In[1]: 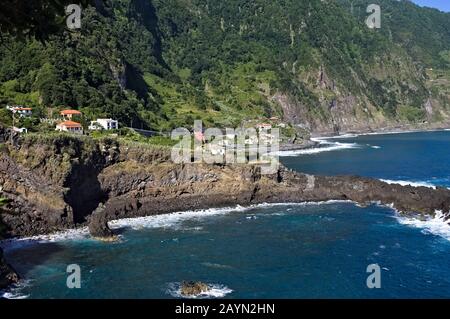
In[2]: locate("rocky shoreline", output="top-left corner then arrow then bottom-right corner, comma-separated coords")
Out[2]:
0,247 -> 19,290
1,129 -> 450,290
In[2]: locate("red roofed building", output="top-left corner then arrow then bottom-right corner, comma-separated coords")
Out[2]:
56,121 -> 83,134
60,109 -> 82,120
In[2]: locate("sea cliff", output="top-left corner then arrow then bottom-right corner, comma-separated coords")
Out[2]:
1,131 -> 450,289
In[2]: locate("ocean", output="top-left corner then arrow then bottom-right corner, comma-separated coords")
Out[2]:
2,130 -> 450,298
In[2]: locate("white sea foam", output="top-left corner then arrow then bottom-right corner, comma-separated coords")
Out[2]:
109,201 -> 351,231
1,201 -> 352,251
0,290 -> 29,299
316,129 -> 421,139
380,179 -> 438,189
0,228 -> 90,251
395,211 -> 450,241
166,282 -> 233,299
314,128 -> 450,142
278,137 -> 361,156
0,280 -> 32,299
109,205 -> 250,231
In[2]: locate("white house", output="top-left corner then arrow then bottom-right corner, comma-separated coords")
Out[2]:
56,121 -> 83,134
12,127 -> 28,134
88,118 -> 118,130
7,105 -> 32,117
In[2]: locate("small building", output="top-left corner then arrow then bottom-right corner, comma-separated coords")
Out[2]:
7,105 -> 32,117
88,118 -> 118,131
56,121 -> 83,134
60,109 -> 82,120
12,127 -> 28,134
256,123 -> 272,131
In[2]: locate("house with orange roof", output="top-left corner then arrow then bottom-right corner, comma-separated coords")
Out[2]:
56,120 -> 83,134
60,109 -> 82,120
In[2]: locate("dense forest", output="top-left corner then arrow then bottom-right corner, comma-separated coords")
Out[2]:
0,0 -> 449,133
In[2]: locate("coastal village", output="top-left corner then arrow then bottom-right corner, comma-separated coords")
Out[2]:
3,104 -> 302,151
6,104 -> 119,135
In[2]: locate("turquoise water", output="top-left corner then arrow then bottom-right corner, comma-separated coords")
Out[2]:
2,131 -> 450,298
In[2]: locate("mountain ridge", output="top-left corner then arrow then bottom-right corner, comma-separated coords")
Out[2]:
0,0 -> 449,134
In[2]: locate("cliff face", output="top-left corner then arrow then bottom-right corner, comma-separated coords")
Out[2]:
1,134 -> 450,239
0,247 -> 19,289
0,134 -> 170,236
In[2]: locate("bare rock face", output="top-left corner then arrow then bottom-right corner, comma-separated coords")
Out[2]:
0,247 -> 19,290
180,281 -> 210,297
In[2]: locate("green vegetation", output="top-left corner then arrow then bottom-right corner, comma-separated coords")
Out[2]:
397,105 -> 427,123
0,0 -> 449,132
0,1 -> 94,40
339,0 -> 450,68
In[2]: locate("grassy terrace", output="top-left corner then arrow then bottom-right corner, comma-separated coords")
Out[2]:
17,128 -> 177,149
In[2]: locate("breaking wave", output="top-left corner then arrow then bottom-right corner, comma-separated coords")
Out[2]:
395,211 -> 450,241
1,201 -> 352,250
278,137 -> 361,156
108,201 -> 351,231
0,280 -> 32,299
0,228 -> 90,251
380,179 -> 438,189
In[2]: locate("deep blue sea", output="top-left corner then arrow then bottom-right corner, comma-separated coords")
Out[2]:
2,130 -> 450,299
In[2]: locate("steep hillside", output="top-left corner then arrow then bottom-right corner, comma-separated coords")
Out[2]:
0,0 -> 449,133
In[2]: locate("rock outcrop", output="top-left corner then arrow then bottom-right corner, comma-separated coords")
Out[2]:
88,203 -> 116,240
180,281 -> 210,297
0,247 -> 19,290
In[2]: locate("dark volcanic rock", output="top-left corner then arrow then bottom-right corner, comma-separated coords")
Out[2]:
0,247 -> 19,290
180,281 -> 209,296
88,203 -> 115,240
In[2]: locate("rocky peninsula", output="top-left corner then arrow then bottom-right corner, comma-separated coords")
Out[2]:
1,129 -> 450,289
